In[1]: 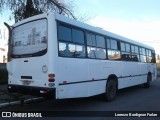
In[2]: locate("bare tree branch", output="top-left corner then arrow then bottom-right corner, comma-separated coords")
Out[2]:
0,0 -> 76,22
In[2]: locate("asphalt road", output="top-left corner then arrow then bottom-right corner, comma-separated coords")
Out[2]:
1,77 -> 160,120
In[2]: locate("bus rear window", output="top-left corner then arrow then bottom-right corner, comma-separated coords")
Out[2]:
11,19 -> 47,58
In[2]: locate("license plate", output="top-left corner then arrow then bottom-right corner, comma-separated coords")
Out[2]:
20,80 -> 33,86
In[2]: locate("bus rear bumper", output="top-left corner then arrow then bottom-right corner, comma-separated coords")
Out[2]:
8,84 -> 55,99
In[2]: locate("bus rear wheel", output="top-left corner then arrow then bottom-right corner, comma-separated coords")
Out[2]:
104,80 -> 117,102
144,74 -> 152,88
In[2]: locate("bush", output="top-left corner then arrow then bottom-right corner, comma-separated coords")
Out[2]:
0,68 -> 8,84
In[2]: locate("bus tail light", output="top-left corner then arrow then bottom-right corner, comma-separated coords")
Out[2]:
48,79 -> 55,82
48,74 -> 55,78
48,74 -> 55,82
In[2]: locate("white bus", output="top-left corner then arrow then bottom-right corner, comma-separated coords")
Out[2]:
7,12 -> 157,101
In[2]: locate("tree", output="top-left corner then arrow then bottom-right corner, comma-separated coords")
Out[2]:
0,0 -> 76,22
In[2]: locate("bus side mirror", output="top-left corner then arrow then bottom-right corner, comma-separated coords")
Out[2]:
4,22 -> 12,62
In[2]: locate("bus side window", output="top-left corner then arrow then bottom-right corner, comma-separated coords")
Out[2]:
75,45 -> 85,58
107,39 -> 121,60
146,49 -> 152,63
87,46 -> 96,58
72,28 -> 84,44
139,48 -> 147,62
96,48 -> 106,59
58,25 -> 71,42
87,33 -> 96,59
87,33 -> 96,46
58,24 -> 86,58
59,42 -> 73,57
120,42 -> 131,61
131,45 -> 139,62
95,35 -> 106,59
151,51 -> 156,63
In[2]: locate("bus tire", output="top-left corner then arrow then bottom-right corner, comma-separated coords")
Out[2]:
144,74 -> 152,88
104,80 -> 117,102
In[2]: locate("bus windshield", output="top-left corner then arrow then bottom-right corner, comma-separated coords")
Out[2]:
11,19 -> 47,58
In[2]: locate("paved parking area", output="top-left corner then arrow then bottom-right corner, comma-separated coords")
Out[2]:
0,84 -> 36,105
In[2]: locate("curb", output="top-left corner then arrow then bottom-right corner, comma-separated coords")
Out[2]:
0,97 -> 44,108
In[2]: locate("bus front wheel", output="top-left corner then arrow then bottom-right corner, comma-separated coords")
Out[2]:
104,80 -> 117,102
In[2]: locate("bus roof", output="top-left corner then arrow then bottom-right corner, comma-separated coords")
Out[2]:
12,13 -> 48,27
54,13 -> 154,50
12,12 -> 154,50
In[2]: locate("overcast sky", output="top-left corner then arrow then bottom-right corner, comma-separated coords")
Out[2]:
75,0 -> 160,54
